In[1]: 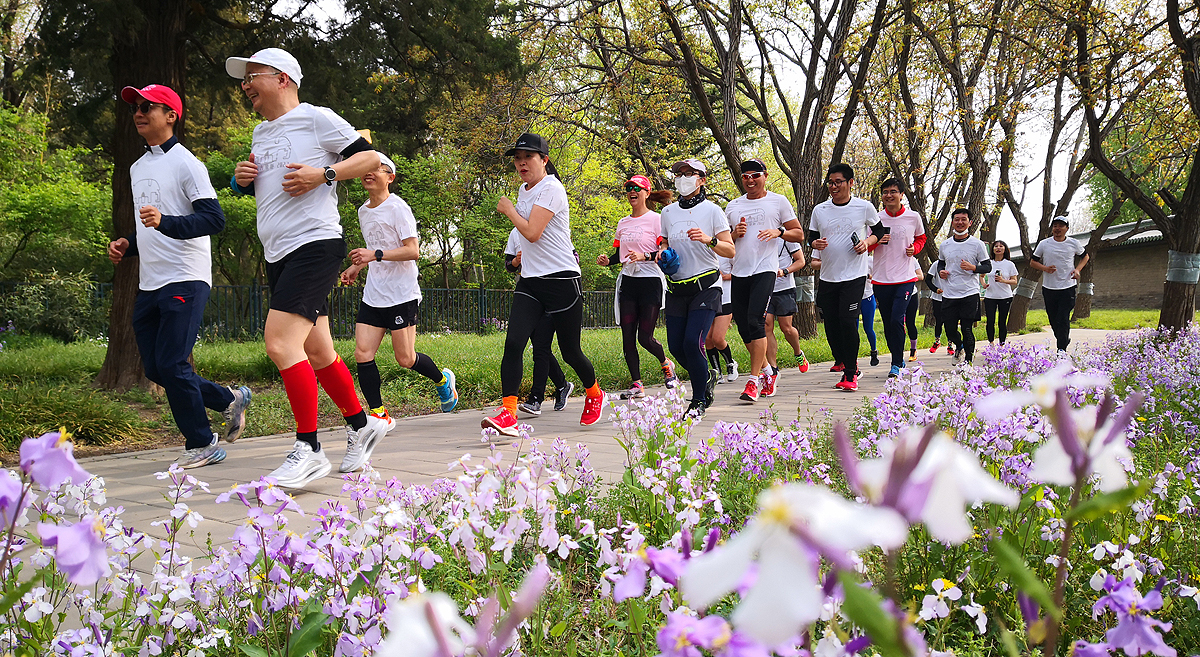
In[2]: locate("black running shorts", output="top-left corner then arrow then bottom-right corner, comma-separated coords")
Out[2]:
766,289 -> 798,317
265,238 -> 345,323
357,299 -> 419,331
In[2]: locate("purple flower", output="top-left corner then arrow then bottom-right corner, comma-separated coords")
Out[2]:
38,516 -> 111,586
613,557 -> 647,602
1073,641 -> 1113,657
1093,576 -> 1176,657
646,547 -> 685,586
656,612 -> 732,657
20,431 -> 91,489
0,469 -> 28,527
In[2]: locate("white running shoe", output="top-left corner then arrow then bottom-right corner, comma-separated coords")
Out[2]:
340,415 -> 389,473
268,441 -> 331,489
726,360 -> 739,383
175,433 -> 226,469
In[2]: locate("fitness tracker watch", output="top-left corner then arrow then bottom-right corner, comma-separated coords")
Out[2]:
323,166 -> 337,185
375,249 -> 384,262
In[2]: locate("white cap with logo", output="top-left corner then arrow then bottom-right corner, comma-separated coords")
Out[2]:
377,152 -> 397,174
226,48 -> 303,87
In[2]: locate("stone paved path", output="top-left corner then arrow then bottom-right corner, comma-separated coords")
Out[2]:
80,328 -> 1121,559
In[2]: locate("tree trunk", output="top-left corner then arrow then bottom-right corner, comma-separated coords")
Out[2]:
95,0 -> 190,391
920,296 -> 935,328
795,302 -> 818,338
1072,258 -> 1093,320
1007,265 -> 1043,333
1160,280 -> 1197,330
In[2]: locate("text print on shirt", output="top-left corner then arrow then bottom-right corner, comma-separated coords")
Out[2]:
255,137 -> 293,174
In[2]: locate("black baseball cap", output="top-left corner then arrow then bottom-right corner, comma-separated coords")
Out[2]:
740,158 -> 767,173
504,133 -> 549,157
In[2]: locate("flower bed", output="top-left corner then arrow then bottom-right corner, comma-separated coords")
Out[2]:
1,328 -> 1198,656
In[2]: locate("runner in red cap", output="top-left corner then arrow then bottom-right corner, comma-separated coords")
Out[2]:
597,175 -> 678,399
108,84 -> 251,469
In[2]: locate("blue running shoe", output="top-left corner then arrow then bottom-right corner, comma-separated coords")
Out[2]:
888,364 -> 901,379
437,368 -> 459,412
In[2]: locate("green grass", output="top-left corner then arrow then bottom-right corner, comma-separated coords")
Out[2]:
0,307 -> 1166,450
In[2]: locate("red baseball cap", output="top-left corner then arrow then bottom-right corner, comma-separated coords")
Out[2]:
626,175 -> 652,191
120,84 -> 183,117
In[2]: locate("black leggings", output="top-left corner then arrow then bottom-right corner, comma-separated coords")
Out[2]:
619,276 -> 667,382
816,277 -> 866,372
931,299 -> 945,340
984,297 -> 1013,344
665,308 -> 717,404
529,313 -> 567,403
906,293 -> 919,340
502,276 -> 596,398
1042,286 -> 1076,351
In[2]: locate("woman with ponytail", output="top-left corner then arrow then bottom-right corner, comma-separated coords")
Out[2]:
598,175 -> 679,399
627,159 -> 734,417
483,133 -> 604,437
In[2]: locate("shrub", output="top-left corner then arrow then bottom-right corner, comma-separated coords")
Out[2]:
0,270 -> 107,342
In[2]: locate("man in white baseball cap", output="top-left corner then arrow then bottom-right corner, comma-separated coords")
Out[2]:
225,48 -> 304,87
227,47 -> 384,490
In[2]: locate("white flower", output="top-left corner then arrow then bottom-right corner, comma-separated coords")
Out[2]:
857,429 -> 1019,544
680,484 -> 907,646
1090,541 -> 1119,560
974,363 -> 1109,420
961,594 -> 987,633
375,592 -> 475,657
918,579 -> 961,621
1029,404 -> 1133,492
1178,584 -> 1200,610
1090,568 -> 1110,591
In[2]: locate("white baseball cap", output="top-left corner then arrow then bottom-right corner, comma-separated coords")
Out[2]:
226,48 -> 303,87
377,152 -> 397,174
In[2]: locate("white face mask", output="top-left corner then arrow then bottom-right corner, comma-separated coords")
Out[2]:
953,227 -> 970,237
675,175 -> 700,197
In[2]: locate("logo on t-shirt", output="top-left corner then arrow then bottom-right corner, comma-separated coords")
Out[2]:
132,179 -> 161,208
257,137 -> 293,173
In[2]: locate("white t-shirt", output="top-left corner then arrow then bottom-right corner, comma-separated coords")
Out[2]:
872,206 -> 925,284
938,236 -> 991,300
659,200 -> 729,284
615,211 -> 663,278
773,241 -> 801,292
130,141 -> 218,290
927,261 -> 942,301
512,175 -> 579,278
1032,237 -> 1086,290
726,191 -> 797,277
718,255 -> 733,304
359,195 -> 421,308
810,197 -> 880,283
984,259 -> 1019,300
251,103 -> 363,263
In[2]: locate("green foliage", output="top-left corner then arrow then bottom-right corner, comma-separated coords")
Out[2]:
0,270 -> 108,341
0,379 -> 144,449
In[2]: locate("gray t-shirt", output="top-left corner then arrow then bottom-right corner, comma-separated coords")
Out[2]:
659,199 -> 730,284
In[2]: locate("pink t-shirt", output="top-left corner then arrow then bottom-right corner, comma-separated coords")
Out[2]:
872,206 -> 925,284
615,210 -> 662,278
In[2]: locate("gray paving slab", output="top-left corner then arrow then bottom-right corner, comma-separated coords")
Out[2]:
81,327 -> 1124,559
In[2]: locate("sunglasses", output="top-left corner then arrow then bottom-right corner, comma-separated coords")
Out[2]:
128,101 -> 166,115
624,183 -> 647,193
741,171 -> 765,180
242,71 -> 281,86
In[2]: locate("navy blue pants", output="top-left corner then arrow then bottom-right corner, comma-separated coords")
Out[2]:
133,281 -> 233,449
874,282 -> 915,367
665,309 -> 716,405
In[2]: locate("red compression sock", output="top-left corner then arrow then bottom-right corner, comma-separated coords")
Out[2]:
314,356 -> 364,418
279,360 -> 319,434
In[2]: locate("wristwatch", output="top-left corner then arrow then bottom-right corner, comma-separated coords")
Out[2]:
709,236 -> 718,248
323,166 -> 337,186
375,249 -> 384,262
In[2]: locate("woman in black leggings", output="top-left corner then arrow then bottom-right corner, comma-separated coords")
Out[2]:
598,175 -> 679,399
483,133 -> 604,437
627,159 -> 734,417
983,240 -> 1019,345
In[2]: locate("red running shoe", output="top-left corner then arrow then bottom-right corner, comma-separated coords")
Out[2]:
835,373 -> 859,391
946,346 -> 955,356
740,378 -> 759,402
482,408 -> 520,437
798,353 -> 810,373
580,392 -> 605,426
762,373 -> 777,397
930,340 -> 940,353
829,363 -> 845,373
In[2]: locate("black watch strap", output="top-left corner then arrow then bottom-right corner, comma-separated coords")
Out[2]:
375,249 -> 384,262
323,166 -> 336,186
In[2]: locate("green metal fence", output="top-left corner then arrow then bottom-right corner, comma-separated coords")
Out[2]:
1,282 -> 618,339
